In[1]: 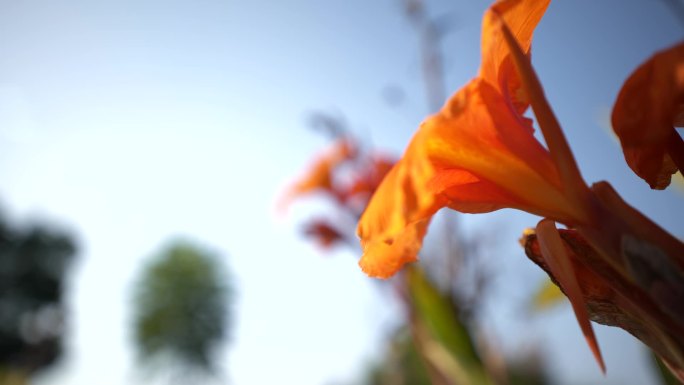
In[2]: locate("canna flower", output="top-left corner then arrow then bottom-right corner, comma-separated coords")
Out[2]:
281,135 -> 395,256
280,137 -> 356,209
358,0 -> 684,374
358,0 -> 594,279
611,42 -> 684,190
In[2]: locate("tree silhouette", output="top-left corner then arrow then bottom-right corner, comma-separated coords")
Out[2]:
0,212 -> 77,383
131,241 -> 233,382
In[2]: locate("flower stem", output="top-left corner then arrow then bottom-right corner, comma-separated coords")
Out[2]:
496,13 -> 593,222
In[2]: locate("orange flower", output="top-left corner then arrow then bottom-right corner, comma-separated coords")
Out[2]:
358,0 -> 595,279
612,42 -> 684,190
280,138 -> 355,209
356,0 -> 684,375
356,2 -> 611,367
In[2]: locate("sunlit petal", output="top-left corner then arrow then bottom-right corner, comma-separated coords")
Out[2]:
480,0 -> 551,113
357,0 -> 573,278
280,138 -> 355,210
497,13 -> 592,215
612,42 -> 684,189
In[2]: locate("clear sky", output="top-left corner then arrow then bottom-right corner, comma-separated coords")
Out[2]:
0,0 -> 682,384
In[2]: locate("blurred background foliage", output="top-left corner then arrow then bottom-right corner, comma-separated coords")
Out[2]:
131,242 -> 233,383
360,326 -> 433,385
0,210 -> 77,384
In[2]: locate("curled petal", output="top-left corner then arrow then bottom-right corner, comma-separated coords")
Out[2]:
430,169 -> 522,214
358,134 -> 442,278
359,219 -> 430,279
480,0 -> 551,112
611,42 -> 684,189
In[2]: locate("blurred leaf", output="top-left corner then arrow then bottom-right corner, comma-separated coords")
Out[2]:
0,368 -> 29,385
505,349 -> 550,385
361,328 -> 433,385
653,353 -> 681,385
359,266 -> 551,385
673,171 -> 684,194
531,279 -> 566,311
406,266 -> 492,385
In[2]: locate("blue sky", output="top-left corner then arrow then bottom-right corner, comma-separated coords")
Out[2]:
0,0 -> 682,384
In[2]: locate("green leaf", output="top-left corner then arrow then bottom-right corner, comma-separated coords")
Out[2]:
653,354 -> 681,385
406,266 -> 492,385
531,279 -> 566,311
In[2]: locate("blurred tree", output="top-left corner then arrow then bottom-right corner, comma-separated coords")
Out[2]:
131,242 -> 233,383
0,212 -> 77,384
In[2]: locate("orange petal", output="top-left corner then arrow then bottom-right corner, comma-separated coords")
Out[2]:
431,80 -> 579,222
357,0 -> 560,278
358,219 -> 429,279
430,168 -> 554,215
536,219 -> 606,373
357,133 -> 442,278
280,138 -> 355,209
497,13 -> 592,220
611,42 -> 684,189
357,77 -> 575,279
480,0 -> 551,112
